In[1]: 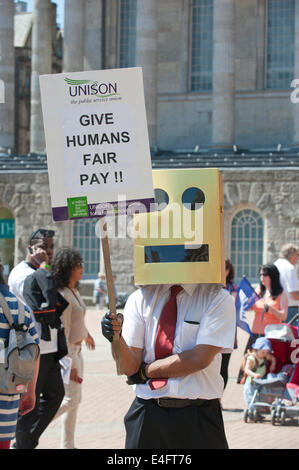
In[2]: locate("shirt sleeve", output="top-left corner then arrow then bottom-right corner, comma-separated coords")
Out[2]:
59,291 -> 72,343
34,269 -> 57,311
8,270 -> 27,304
284,267 -> 299,293
121,290 -> 145,349
246,354 -> 256,369
196,288 -> 236,353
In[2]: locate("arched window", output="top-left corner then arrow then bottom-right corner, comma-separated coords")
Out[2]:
73,219 -> 100,280
230,209 -> 264,284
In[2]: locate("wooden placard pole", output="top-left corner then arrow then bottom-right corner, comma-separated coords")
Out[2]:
99,217 -> 124,375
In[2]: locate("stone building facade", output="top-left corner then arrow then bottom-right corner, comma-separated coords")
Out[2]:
0,0 -> 299,297
222,169 -> 299,267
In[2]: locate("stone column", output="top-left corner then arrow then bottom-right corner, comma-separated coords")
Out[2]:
84,0 -> 103,71
0,0 -> 14,151
135,0 -> 158,149
30,0 -> 52,154
63,0 -> 85,72
212,0 -> 235,149
293,0 -> 299,147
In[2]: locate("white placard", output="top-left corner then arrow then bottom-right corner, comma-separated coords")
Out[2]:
40,68 -> 155,221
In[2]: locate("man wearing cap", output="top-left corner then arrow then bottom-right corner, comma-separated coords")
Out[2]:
8,229 -> 65,449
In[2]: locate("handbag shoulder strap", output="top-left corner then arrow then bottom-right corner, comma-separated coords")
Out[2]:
17,300 -> 26,324
0,292 -> 14,326
0,291 -> 26,326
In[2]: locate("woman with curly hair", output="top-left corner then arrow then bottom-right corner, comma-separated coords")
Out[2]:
51,248 -> 95,449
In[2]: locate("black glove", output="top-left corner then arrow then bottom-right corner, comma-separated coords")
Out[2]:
101,312 -> 114,342
101,312 -> 123,343
126,362 -> 149,385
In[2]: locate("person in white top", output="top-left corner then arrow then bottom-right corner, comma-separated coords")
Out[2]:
8,229 -> 65,449
102,283 -> 235,448
101,166 -> 236,449
51,248 -> 95,449
274,243 -> 299,323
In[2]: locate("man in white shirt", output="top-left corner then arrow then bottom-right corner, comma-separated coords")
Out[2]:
274,243 -> 299,323
102,283 -> 235,448
101,167 -> 236,449
8,229 -> 65,449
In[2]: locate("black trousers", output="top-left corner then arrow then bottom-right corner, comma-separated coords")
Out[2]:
124,397 -> 229,449
15,353 -> 65,449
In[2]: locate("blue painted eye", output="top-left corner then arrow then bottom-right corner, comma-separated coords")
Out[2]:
154,188 -> 169,211
182,187 -> 205,210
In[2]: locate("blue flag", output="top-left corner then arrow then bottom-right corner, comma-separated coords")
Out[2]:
235,277 -> 259,336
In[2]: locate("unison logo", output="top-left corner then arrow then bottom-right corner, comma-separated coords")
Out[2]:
64,77 -> 119,98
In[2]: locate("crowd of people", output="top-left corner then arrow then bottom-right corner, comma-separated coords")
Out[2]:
0,225 -> 298,449
0,229 -> 96,449
221,244 -> 299,417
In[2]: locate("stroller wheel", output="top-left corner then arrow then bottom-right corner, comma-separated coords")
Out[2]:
244,409 -> 249,423
280,410 -> 286,425
271,409 -> 276,426
253,409 -> 259,422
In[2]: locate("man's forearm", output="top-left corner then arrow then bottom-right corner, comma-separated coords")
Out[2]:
145,344 -> 222,379
290,291 -> 299,301
113,336 -> 143,376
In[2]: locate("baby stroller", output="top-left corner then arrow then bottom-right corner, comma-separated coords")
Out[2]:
244,321 -> 299,425
267,318 -> 299,426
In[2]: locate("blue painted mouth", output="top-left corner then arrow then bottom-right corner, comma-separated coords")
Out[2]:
144,245 -> 209,263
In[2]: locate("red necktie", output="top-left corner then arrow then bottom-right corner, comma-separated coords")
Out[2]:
149,285 -> 183,390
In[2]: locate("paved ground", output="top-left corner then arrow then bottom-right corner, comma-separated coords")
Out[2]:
35,307 -> 299,450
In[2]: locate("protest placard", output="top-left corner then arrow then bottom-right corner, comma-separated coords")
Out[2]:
40,67 -> 155,221
40,68 -> 155,374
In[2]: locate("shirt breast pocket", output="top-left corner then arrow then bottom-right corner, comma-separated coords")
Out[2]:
178,320 -> 200,351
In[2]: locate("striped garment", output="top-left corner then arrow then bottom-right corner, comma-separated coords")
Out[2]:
0,284 -> 39,441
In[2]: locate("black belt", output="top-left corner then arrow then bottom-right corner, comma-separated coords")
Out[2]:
144,397 -> 208,408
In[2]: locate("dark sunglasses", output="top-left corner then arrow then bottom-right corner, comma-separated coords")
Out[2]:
28,229 -> 55,245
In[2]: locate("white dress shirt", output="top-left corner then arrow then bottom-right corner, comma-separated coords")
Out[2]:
122,283 -> 236,400
274,258 -> 299,307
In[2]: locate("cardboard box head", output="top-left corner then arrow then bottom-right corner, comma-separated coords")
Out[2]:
133,168 -> 225,285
